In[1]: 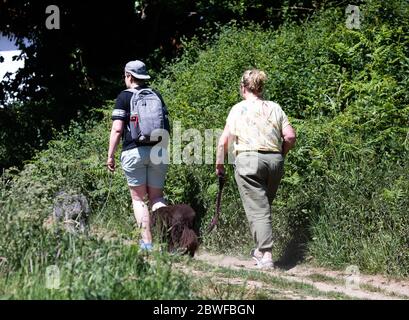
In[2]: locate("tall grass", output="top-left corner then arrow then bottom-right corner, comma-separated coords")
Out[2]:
0,112 -> 195,299
154,0 -> 409,275
0,0 -> 408,300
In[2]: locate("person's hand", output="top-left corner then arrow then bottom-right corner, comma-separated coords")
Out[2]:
215,164 -> 225,177
107,156 -> 115,172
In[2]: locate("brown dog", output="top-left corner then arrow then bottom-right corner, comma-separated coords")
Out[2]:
151,204 -> 199,257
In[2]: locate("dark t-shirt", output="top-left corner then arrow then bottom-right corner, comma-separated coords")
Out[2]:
111,86 -> 169,151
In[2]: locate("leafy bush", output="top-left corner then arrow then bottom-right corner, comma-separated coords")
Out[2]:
0,106 -> 194,299
1,1 -> 408,300
154,0 -> 409,275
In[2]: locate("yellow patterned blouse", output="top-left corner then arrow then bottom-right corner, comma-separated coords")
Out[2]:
226,99 -> 291,153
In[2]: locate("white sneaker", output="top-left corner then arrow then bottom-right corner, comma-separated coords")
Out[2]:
251,248 -> 263,265
256,257 -> 274,269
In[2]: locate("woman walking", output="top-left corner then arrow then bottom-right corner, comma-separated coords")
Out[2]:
216,69 -> 296,268
107,60 -> 170,251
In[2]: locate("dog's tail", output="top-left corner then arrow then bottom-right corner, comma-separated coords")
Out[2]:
180,228 -> 199,257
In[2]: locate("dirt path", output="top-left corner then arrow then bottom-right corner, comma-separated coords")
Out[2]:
193,250 -> 409,300
89,225 -> 409,300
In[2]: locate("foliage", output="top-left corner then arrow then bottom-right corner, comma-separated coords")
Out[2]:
0,0 -> 350,170
154,0 -> 409,275
0,105 -> 195,299
0,0 -> 408,300
0,101 -> 55,171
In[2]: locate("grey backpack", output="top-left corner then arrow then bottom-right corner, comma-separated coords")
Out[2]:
126,88 -> 167,143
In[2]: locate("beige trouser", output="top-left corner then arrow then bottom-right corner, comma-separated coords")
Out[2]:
234,151 -> 284,251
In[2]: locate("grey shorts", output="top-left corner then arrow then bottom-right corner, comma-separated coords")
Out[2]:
120,146 -> 168,188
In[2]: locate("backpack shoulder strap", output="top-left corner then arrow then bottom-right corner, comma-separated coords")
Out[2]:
125,88 -> 141,114
125,87 -> 156,96
139,88 -> 155,95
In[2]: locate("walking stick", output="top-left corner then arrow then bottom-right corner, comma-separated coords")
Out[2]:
207,173 -> 225,233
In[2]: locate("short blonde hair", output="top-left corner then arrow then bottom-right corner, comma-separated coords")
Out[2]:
241,69 -> 267,95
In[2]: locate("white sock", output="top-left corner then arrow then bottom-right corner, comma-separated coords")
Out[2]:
152,198 -> 167,212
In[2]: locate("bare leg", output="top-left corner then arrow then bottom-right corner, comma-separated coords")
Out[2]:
148,186 -> 167,212
129,185 -> 152,244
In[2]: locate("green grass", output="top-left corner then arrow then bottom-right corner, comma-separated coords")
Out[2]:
0,236 -> 195,300
0,0 -> 408,299
184,259 -> 353,300
359,284 -> 409,300
306,274 -> 343,285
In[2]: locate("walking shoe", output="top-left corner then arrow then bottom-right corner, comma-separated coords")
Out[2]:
139,240 -> 153,252
256,257 -> 274,269
251,248 -> 263,265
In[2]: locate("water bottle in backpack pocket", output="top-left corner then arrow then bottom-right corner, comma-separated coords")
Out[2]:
129,111 -> 141,141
